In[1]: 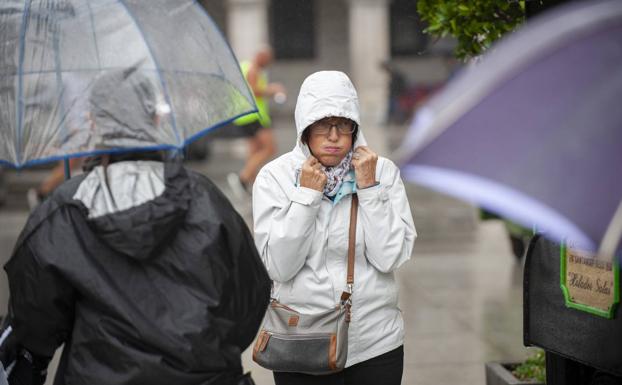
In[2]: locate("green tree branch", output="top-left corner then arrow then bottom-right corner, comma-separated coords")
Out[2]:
417,0 -> 524,60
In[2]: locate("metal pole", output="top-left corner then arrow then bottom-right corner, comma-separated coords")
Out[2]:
64,159 -> 71,180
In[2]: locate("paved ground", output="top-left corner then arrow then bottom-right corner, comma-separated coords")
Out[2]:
0,116 -> 535,385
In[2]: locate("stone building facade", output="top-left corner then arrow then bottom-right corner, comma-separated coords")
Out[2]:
201,0 -> 456,152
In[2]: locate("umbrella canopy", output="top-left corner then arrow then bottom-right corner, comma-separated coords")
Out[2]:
0,0 -> 256,168
397,0 -> 622,258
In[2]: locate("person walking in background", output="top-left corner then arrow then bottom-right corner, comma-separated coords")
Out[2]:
26,73 -> 91,211
252,71 -> 416,385
26,158 -> 83,210
227,46 -> 286,198
0,66 -> 270,385
380,60 -> 408,124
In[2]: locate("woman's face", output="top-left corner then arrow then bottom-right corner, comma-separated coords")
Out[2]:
306,117 -> 354,167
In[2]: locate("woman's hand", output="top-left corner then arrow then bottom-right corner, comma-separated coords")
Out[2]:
300,156 -> 327,192
352,146 -> 378,189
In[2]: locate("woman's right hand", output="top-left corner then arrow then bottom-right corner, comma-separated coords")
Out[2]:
299,156 -> 327,192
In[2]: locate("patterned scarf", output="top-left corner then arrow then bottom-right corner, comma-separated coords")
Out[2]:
322,151 -> 353,197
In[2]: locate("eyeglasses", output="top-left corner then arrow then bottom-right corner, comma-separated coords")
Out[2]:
310,119 -> 355,135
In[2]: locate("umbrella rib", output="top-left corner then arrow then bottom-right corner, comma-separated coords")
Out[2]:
192,1 -> 225,78
10,145 -> 177,170
184,109 -> 258,148
192,0 -> 257,117
85,1 -> 102,71
15,0 -> 33,167
1,68 -> 236,77
53,14 -> 67,161
116,0 -> 181,147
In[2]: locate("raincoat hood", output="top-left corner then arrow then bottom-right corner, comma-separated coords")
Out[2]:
74,67 -> 188,260
294,71 -> 367,157
73,160 -> 190,261
90,66 -> 163,149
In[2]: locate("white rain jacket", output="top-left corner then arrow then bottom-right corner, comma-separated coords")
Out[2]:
252,71 -> 416,367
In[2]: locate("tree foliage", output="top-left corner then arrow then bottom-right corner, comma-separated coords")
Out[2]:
417,0 -> 524,60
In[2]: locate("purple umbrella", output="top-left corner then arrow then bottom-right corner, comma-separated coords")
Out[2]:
397,0 -> 622,259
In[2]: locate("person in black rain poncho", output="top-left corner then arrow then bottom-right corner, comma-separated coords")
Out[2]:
0,66 -> 270,385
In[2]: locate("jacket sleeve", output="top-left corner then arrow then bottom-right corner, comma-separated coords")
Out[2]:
356,159 -> 416,273
252,171 -> 323,282
4,240 -> 75,359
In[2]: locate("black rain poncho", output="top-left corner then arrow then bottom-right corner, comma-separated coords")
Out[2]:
3,159 -> 270,385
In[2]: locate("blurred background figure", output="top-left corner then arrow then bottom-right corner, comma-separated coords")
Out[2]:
228,46 -> 286,198
26,159 -> 83,210
24,72 -> 91,211
380,60 -> 408,125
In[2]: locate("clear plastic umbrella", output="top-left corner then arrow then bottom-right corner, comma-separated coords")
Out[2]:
0,0 -> 256,168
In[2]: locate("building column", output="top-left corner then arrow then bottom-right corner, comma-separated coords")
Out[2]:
348,0 -> 390,156
226,0 -> 269,62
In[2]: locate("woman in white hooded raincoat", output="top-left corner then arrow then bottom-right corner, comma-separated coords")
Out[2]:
252,71 -> 416,385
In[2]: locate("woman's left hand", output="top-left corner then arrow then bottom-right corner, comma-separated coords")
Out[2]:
352,146 -> 378,189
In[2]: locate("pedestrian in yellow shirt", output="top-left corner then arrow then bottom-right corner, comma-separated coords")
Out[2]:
228,46 -> 286,197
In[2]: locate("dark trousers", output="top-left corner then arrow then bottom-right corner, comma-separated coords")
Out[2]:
273,345 -> 404,385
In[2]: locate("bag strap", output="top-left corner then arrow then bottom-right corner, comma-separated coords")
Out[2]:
346,194 -> 358,287
340,194 -> 358,307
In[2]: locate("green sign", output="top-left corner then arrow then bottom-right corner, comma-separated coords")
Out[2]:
560,242 -> 619,319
